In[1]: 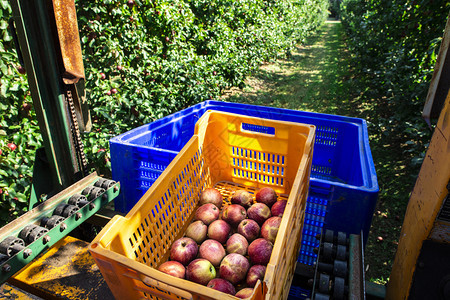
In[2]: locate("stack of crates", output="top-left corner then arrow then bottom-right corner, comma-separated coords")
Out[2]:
90,111 -> 316,299
110,100 -> 379,268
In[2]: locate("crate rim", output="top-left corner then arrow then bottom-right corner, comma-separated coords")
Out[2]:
110,101 -> 379,192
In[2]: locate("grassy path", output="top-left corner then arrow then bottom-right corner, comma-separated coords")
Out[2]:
221,20 -> 356,116
221,19 -> 402,283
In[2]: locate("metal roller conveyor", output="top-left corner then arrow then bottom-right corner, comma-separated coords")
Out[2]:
0,173 -> 120,284
310,230 -> 364,300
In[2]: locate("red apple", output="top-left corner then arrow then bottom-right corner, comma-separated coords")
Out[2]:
231,190 -> 253,208
7,143 -> 17,151
261,216 -> 282,243
186,259 -> 216,286
17,66 -> 26,74
207,278 -> 236,295
111,88 -> 118,94
247,203 -> 271,226
100,72 -> 106,80
246,265 -> 266,287
248,238 -> 273,265
219,253 -> 250,285
237,219 -> 260,242
106,90 -> 112,96
255,187 -> 277,208
22,102 -> 31,113
226,233 -> 248,255
169,237 -> 198,266
199,239 -> 226,267
208,220 -> 231,244
199,188 -> 223,209
271,200 -> 287,217
235,288 -> 254,299
195,203 -> 220,225
185,220 -> 207,244
158,261 -> 185,279
222,204 -> 247,227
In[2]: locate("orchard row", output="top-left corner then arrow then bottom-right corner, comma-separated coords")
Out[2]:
0,0 -> 328,225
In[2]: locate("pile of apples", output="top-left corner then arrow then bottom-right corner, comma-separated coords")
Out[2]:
157,186 -> 288,298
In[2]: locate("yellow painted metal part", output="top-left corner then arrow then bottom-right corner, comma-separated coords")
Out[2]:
8,236 -> 112,300
386,92 -> 450,299
0,283 -> 43,299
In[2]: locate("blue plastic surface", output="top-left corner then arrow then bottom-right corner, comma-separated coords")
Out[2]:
110,100 -> 379,265
288,285 -> 311,300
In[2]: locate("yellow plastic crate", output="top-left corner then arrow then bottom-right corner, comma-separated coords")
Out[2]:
89,111 -> 315,300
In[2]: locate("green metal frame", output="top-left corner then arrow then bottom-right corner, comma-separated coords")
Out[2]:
9,0 -> 86,208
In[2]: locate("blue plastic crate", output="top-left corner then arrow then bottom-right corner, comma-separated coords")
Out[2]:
110,100 -> 379,265
288,285 -> 311,300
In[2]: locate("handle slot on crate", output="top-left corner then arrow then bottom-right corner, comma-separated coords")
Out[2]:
241,122 -> 275,136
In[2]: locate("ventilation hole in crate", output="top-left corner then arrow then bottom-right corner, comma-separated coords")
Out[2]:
129,238 -> 134,247
134,250 -> 138,259
146,235 -> 150,244
281,178 -> 284,186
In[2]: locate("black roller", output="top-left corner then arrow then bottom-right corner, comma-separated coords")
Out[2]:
68,194 -> 89,207
41,215 -> 65,229
62,204 -> 79,218
26,226 -> 48,243
324,229 -> 334,243
318,273 -> 330,294
53,204 -> 78,218
82,186 -> 94,196
318,262 -> 333,274
314,293 -> 330,300
19,225 -> 36,242
95,178 -> 116,190
82,186 -> 105,200
337,231 -> 347,245
53,203 -> 67,216
0,236 -> 25,257
334,260 -> 348,277
333,277 -> 346,300
323,242 -> 334,262
336,245 -> 347,261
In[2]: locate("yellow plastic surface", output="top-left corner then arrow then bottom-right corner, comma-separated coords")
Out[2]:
89,111 -> 315,300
